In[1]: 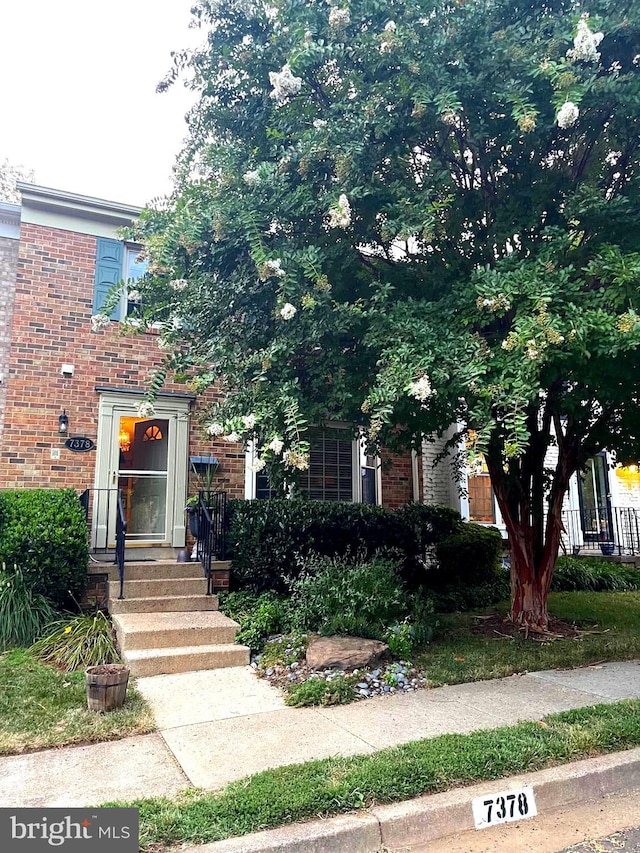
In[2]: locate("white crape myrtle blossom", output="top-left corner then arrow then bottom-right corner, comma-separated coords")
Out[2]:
384,20 -> 397,31
250,456 -> 266,472
269,64 -> 303,105
207,422 -> 225,437
283,449 -> 310,470
328,7 -> 350,28
566,15 -> 604,64
223,431 -> 241,443
259,258 -> 285,280
408,375 -> 434,402
136,401 -> 156,418
243,169 -> 260,186
313,118 -> 328,129
556,101 -> 579,129
526,340 -> 541,360
268,436 -> 284,455
170,279 -> 188,291
241,414 -> 257,430
327,194 -> 352,228
280,302 -> 297,320
90,314 -> 110,332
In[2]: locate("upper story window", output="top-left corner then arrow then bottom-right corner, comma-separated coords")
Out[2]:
92,237 -> 148,321
248,426 -> 381,504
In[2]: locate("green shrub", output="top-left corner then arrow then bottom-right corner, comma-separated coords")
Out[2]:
218,590 -> 293,653
0,489 -> 89,609
552,557 -> 640,592
430,573 -> 511,612
384,621 -> 414,659
30,611 -> 120,671
285,674 -> 357,707
290,554 -> 408,640
226,499 -> 410,592
0,566 -> 59,650
434,523 -> 504,586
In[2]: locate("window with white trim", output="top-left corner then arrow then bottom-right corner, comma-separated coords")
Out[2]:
247,427 -> 381,504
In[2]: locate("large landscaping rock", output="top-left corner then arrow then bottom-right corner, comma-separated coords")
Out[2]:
305,636 -> 389,671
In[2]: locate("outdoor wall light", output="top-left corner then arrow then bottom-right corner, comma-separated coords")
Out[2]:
58,410 -> 69,435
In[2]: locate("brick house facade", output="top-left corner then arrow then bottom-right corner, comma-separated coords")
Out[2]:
0,183 -> 420,553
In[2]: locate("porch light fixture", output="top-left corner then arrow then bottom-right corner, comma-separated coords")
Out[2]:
118,426 -> 131,452
58,410 -> 69,435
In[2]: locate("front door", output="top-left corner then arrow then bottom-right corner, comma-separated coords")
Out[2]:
578,453 -> 613,541
94,392 -> 190,548
113,415 -> 171,542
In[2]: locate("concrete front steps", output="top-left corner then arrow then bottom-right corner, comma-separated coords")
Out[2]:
106,560 -> 250,677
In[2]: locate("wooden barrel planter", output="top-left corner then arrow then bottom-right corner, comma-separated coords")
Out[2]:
86,664 -> 130,712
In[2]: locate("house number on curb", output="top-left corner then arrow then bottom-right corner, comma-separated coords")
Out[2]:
472,785 -> 537,829
64,437 -> 96,452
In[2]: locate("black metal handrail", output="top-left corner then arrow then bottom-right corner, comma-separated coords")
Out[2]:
197,490 -> 227,595
115,491 -> 127,599
561,506 -> 640,556
78,487 -> 127,598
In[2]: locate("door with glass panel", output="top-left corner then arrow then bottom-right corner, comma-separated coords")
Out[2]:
111,414 -> 171,542
578,454 -> 613,541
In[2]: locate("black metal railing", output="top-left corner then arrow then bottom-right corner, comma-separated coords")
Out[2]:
78,487 -> 128,598
115,491 -> 127,599
561,506 -> 640,557
196,490 -> 227,595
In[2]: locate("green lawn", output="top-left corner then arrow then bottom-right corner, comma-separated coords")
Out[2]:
415,591 -> 640,686
0,649 -> 154,754
113,699 -> 640,851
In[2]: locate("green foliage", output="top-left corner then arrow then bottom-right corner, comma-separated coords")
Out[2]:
0,566 -> 58,650
285,673 -> 357,708
290,554 -> 408,640
552,557 -> 640,592
227,499 -> 410,592
218,590 -> 293,653
435,524 -> 504,586
259,632 -> 307,669
0,490 -> 89,609
30,612 -> 120,672
383,622 -> 414,659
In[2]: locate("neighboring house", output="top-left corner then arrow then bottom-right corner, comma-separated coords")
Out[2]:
0,183 -> 420,554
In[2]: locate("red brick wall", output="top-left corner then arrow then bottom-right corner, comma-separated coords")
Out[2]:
0,222 -> 245,496
380,447 -> 419,509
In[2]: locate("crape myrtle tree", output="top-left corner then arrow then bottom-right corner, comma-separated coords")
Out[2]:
112,0 -> 640,633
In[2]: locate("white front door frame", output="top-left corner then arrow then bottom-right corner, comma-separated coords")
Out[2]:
94,390 -> 191,547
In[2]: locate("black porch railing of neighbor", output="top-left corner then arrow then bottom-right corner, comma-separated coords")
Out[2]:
561,506 -> 640,557
79,488 -> 127,599
196,490 -> 227,595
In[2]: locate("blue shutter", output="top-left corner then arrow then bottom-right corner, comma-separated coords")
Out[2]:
93,238 -> 123,320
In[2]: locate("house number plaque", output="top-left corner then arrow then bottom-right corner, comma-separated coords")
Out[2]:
64,437 -> 96,452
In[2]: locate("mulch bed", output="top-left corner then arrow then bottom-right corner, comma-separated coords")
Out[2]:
471,614 -> 580,641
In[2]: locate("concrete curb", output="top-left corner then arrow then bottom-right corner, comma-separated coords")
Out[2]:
175,747 -> 640,853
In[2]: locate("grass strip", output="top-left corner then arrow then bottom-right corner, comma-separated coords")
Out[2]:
108,699 -> 640,850
0,649 -> 154,754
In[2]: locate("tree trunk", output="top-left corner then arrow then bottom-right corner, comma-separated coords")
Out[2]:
486,440 -> 573,636
509,551 -> 553,634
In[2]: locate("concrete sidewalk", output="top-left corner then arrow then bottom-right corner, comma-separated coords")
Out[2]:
0,660 -> 639,808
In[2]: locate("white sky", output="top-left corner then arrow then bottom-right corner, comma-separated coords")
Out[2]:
0,1 -> 202,207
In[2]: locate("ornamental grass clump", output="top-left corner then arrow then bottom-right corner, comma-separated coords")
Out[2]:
30,611 -> 120,672
0,565 -> 58,650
